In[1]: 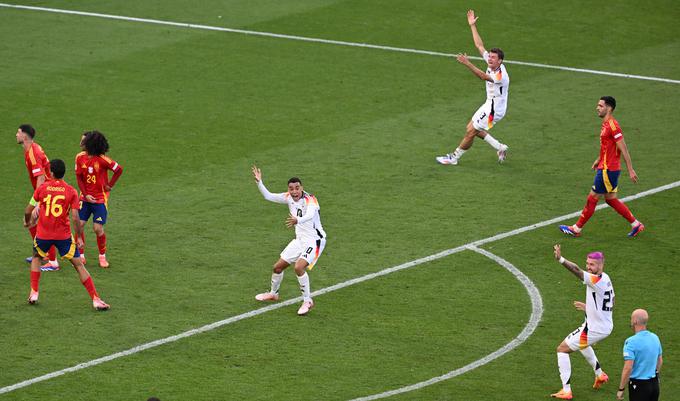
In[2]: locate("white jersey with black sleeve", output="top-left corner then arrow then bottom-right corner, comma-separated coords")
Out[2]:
483,51 -> 509,118
257,180 -> 326,242
582,271 -> 615,334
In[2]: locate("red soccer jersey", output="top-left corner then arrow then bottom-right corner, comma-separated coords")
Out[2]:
33,180 -> 80,240
24,142 -> 52,189
74,152 -> 123,204
597,117 -> 624,171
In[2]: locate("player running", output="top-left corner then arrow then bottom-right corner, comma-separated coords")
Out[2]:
16,124 -> 59,270
550,245 -> 613,399
559,96 -> 644,238
436,9 -> 509,166
251,165 -> 326,316
74,131 -> 123,268
24,159 -> 110,310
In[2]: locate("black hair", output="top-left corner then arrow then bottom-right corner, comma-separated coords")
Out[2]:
19,124 -> 36,139
489,47 -> 505,60
288,177 -> 302,185
83,130 -> 109,156
50,159 -> 66,179
600,96 -> 616,111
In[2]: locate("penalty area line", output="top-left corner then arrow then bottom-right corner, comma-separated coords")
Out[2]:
0,3 -> 678,85
1,179 -> 678,395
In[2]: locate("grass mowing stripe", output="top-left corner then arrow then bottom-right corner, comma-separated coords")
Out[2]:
1,179 -> 677,396
349,245 -> 543,400
0,3 -> 678,85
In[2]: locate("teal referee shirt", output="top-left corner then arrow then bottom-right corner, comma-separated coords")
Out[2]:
623,330 -> 662,379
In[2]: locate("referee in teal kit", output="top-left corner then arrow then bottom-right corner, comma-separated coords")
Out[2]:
616,309 -> 663,401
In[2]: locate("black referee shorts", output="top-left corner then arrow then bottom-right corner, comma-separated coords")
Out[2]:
629,376 -> 659,401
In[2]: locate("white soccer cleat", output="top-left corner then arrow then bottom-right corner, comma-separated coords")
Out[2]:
255,292 -> 280,302
436,153 -> 458,165
497,144 -> 508,163
28,290 -> 39,305
297,300 -> 314,316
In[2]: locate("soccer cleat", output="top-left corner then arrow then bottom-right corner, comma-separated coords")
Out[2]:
28,290 -> 39,305
297,300 -> 314,316
497,144 -> 508,163
92,297 -> 110,311
25,256 -> 33,263
559,225 -> 581,237
435,153 -> 458,165
550,389 -> 573,399
628,223 -> 645,237
40,262 -> 60,272
255,292 -> 280,302
593,372 -> 609,389
98,255 -> 109,268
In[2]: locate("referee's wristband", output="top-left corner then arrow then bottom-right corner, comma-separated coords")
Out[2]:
558,256 -> 565,264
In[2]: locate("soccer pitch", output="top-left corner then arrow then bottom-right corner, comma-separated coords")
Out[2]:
1,1 -> 679,400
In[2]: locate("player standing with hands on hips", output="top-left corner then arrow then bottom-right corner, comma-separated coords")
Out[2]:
436,9 -> 509,166
251,165 -> 327,316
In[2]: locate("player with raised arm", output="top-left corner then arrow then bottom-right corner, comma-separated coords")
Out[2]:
251,165 -> 326,316
16,124 -> 59,270
74,131 -> 123,268
436,9 -> 509,166
559,96 -> 644,238
24,159 -> 110,310
550,245 -> 614,399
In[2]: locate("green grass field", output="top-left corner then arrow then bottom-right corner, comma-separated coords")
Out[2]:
1,1 -> 679,400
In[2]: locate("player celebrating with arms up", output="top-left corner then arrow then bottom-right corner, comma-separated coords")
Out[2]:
559,96 -> 644,238
550,245 -> 613,399
251,165 -> 326,316
436,9 -> 509,166
24,159 -> 110,310
74,131 -> 123,268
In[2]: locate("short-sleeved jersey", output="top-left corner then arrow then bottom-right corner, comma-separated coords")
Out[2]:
24,142 -> 52,190
623,330 -> 663,380
582,271 -> 615,334
32,179 -> 80,240
598,117 -> 624,171
483,51 -> 510,117
74,152 -> 121,203
257,181 -> 326,242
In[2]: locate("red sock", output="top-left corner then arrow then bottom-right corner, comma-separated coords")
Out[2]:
47,246 -> 57,261
30,270 -> 41,292
576,194 -> 599,228
81,277 -> 99,299
28,225 -> 37,239
606,198 -> 636,223
96,233 -> 106,255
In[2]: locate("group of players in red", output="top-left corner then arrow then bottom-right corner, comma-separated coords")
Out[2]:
17,125 -> 123,310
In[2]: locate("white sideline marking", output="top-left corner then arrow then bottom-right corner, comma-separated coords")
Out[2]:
0,3 -> 678,85
2,179 -> 678,395
349,245 -> 543,401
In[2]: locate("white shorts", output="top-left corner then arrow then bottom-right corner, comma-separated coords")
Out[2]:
280,237 -> 326,269
563,322 -> 611,351
471,100 -> 505,131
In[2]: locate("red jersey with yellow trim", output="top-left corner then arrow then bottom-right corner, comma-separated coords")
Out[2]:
74,152 -> 123,204
33,179 -> 79,240
24,142 -> 52,189
597,117 -> 624,171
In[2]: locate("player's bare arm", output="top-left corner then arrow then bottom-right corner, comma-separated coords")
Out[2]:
466,9 -> 486,56
456,53 -> 492,82
24,204 -> 36,228
591,158 -> 600,170
554,244 -> 585,280
251,165 -> 262,182
616,139 -> 638,183
35,174 -> 46,188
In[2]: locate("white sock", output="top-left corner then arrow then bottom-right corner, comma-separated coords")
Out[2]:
632,219 -> 640,227
270,272 -> 284,294
580,346 -> 603,376
50,259 -> 59,266
483,134 -> 502,150
297,272 -> 311,302
453,147 -> 466,158
557,352 -> 572,392
572,225 -> 582,233
99,253 -> 106,258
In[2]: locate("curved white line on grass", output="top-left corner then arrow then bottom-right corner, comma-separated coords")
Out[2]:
349,246 -> 543,401
1,180 -> 678,395
0,3 -> 678,85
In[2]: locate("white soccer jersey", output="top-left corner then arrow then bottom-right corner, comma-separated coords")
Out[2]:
582,271 -> 615,334
257,180 -> 326,242
482,51 -> 510,118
